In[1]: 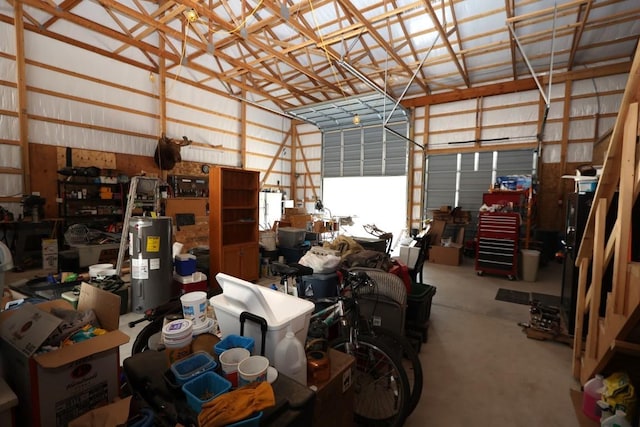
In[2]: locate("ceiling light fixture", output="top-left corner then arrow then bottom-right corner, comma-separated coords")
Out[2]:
184,8 -> 199,23
353,114 -> 360,125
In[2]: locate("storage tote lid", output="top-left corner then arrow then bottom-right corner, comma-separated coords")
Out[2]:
213,273 -> 277,324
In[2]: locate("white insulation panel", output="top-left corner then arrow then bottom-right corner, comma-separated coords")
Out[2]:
25,31 -> 152,93
542,144 -> 561,163
569,119 -> 596,140
0,21 -> 16,55
0,85 -> 17,111
0,56 -> 16,82
0,174 -> 21,197
0,145 -> 21,168
567,142 -> 593,163
0,115 -> 19,139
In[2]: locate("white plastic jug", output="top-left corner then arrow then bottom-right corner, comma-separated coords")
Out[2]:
601,410 -> 631,427
274,329 -> 307,386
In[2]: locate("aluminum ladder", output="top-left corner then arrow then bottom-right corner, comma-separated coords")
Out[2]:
115,176 -> 161,275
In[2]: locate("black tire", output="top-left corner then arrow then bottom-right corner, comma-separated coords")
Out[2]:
131,316 -> 165,355
369,326 -> 423,415
331,335 -> 410,427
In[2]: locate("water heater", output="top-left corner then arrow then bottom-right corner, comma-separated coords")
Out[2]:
129,216 -> 173,313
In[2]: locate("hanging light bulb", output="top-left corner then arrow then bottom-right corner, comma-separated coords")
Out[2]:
353,114 -> 360,125
184,8 -> 199,23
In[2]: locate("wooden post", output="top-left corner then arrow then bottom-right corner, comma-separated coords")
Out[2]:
586,197 -> 607,359
572,257 -> 590,379
14,3 -> 30,194
613,102 -> 638,314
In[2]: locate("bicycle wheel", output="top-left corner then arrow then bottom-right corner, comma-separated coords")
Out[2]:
331,335 -> 411,427
369,326 -> 423,415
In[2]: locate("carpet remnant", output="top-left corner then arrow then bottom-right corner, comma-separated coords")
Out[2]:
495,288 -> 531,305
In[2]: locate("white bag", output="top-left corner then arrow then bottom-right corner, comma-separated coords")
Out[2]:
298,250 -> 340,274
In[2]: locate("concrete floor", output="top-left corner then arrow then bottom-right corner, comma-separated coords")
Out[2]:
403,257 -> 584,426
5,255 -> 587,426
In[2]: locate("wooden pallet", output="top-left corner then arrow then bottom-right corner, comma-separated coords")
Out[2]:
521,324 -> 575,347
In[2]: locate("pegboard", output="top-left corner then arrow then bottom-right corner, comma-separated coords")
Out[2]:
56,147 -> 116,170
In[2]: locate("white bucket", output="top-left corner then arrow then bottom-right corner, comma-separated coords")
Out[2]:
237,355 -> 269,386
163,318 -> 193,364
219,347 -> 251,388
180,291 -> 208,325
192,317 -> 215,336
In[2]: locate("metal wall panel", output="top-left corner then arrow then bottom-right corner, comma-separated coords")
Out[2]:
425,150 -> 535,242
321,121 -> 408,177
323,131 -> 342,177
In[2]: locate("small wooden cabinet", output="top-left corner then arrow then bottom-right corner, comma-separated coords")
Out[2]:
209,167 -> 260,282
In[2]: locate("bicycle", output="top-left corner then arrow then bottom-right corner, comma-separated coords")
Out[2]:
310,269 -> 412,427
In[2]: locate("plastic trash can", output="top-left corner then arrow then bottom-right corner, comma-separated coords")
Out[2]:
521,249 -> 541,282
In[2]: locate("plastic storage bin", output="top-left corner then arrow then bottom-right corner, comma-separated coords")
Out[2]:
277,227 -> 306,248
214,334 -> 255,356
170,351 -> 218,385
210,273 -> 315,363
227,411 -> 263,427
299,272 -> 339,298
405,282 -> 437,344
406,282 -> 437,325
182,371 -> 231,413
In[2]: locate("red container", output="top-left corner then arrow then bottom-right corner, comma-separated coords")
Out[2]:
173,272 -> 208,294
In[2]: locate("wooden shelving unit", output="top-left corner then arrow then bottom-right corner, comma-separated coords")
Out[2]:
209,167 -> 260,282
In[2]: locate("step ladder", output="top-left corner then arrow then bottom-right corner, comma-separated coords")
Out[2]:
115,176 -> 161,275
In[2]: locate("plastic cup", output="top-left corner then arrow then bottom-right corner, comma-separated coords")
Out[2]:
237,355 -> 269,387
180,291 -> 208,325
219,347 -> 251,388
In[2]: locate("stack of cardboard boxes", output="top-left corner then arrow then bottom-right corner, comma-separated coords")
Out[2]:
428,220 -> 465,266
280,207 -> 313,230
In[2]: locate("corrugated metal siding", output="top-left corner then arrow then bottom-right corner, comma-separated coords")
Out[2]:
496,150 -> 537,176
343,128 -> 362,176
425,154 -> 457,209
363,126 -> 383,175
425,149 -> 535,242
322,122 -> 408,177
323,131 -> 342,177
385,123 -> 409,176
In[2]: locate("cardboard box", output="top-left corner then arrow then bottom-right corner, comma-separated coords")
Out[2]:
289,214 -> 312,230
398,245 -> 420,268
429,244 -> 463,266
0,284 -> 129,427
284,207 -> 307,217
428,220 -> 464,266
311,349 -> 355,427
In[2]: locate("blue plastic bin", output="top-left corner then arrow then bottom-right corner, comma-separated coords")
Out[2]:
182,371 -> 231,413
214,334 -> 255,355
228,411 -> 263,427
170,351 -> 218,385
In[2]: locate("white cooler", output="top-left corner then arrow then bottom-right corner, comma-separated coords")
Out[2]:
210,273 -> 314,363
